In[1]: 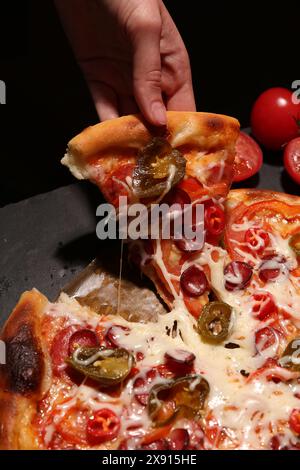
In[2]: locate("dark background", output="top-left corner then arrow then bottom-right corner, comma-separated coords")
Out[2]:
0,0 -> 298,207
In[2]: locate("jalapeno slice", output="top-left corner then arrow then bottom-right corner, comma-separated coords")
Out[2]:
148,374 -> 209,427
132,137 -> 186,198
66,347 -> 134,386
197,301 -> 232,343
289,233 -> 300,257
279,338 -> 300,371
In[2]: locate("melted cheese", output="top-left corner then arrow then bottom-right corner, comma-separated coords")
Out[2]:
44,216 -> 300,449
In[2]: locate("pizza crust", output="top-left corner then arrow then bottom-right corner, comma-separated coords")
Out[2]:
0,290 -> 51,449
62,112 -> 240,181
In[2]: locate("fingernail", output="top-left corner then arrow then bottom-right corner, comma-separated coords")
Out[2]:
151,102 -> 167,126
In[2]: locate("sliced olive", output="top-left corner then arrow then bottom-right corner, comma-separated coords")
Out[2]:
289,233 -> 300,257
197,301 -> 232,343
132,137 -> 186,198
148,374 -> 209,427
66,347 -> 134,386
279,338 -> 300,371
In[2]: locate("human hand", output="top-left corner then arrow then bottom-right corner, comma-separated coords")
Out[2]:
55,0 -> 195,125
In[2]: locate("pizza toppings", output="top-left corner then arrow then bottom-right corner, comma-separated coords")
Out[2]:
279,338 -> 300,371
68,329 -> 99,355
164,349 -> 195,375
224,261 -> 253,291
251,292 -> 278,321
148,375 -> 210,426
204,203 -> 225,236
180,265 -> 208,297
67,347 -> 134,385
289,233 -> 300,257
86,409 -> 120,445
258,256 -> 285,282
106,325 -> 130,348
289,409 -> 300,435
255,327 -> 280,356
197,301 -> 232,343
168,428 -> 190,450
132,138 -> 186,198
244,228 -> 270,255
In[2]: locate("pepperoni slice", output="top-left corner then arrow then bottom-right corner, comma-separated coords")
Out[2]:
106,325 -> 130,348
164,349 -> 195,367
168,428 -> 190,450
164,349 -> 195,374
68,329 -> 99,355
224,261 -> 253,291
180,265 -> 208,297
255,327 -> 280,355
51,325 -> 80,376
289,409 -> 300,435
259,256 -> 285,282
251,292 -> 278,321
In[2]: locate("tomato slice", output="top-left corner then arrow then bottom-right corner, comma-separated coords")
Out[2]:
233,132 -> 263,182
284,137 -> 300,185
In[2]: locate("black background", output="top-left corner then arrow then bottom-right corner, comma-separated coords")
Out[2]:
0,0 -> 299,206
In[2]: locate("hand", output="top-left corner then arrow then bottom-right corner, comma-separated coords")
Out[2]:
55,0 -> 195,125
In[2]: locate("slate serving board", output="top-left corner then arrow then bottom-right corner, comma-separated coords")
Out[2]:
0,156 -> 299,327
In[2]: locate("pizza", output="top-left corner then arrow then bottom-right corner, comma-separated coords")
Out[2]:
62,112 -> 240,318
1,188 -> 300,450
2,107 -> 300,450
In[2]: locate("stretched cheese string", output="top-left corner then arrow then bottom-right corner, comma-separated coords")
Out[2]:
117,239 -> 124,316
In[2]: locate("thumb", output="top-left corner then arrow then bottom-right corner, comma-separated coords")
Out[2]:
130,22 -> 166,126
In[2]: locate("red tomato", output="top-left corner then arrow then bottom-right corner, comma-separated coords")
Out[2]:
86,409 -> 120,445
251,88 -> 300,151
289,409 -> 300,435
284,137 -> 300,184
233,132 -> 263,182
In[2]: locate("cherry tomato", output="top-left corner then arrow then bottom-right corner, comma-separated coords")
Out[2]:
251,292 -> 277,320
224,261 -> 253,291
68,329 -> 98,355
204,204 -> 225,236
284,137 -> 300,184
244,228 -> 270,255
289,409 -> 300,435
233,132 -> 263,182
86,409 -> 120,445
180,265 -> 208,297
251,88 -> 300,151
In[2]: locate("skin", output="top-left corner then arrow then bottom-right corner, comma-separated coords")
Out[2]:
55,0 -> 196,125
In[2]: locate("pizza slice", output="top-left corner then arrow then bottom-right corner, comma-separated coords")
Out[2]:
62,112 -> 240,318
0,288 -> 212,450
